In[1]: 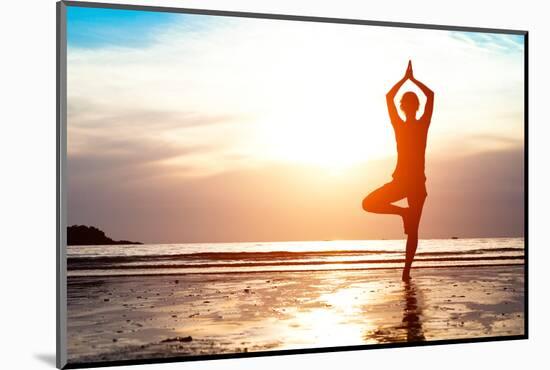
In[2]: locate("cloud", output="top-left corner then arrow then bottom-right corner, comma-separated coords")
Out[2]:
68,97 -> 249,178
423,146 -> 524,238
67,15 -> 524,165
68,138 -> 201,179
450,32 -> 524,54
68,146 -> 523,243
67,6 -> 182,49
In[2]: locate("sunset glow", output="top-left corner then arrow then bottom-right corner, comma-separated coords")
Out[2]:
67,7 -> 524,243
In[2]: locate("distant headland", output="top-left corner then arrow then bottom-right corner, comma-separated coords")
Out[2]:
67,225 -> 142,246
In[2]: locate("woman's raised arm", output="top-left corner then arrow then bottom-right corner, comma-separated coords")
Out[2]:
386,61 -> 412,126
410,74 -> 434,125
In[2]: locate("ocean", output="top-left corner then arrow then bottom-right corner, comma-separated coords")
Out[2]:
66,237 -> 524,277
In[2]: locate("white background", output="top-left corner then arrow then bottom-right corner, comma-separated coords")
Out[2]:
0,0 -> 547,369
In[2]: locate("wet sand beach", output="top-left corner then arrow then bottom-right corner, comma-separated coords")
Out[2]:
67,265 -> 524,364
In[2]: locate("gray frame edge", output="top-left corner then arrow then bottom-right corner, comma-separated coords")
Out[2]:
56,1 -> 68,368
60,0 -> 527,35
523,32 -> 530,339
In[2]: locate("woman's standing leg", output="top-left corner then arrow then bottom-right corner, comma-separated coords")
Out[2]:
402,190 -> 427,281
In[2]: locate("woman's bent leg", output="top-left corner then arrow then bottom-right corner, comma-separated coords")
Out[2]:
362,182 -> 407,216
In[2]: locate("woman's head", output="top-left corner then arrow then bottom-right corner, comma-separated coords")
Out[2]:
400,91 -> 420,118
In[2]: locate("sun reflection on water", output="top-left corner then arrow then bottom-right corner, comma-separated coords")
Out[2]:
169,275 -> 426,353
277,281 -> 396,349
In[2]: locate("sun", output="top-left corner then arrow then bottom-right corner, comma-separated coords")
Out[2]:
257,103 -> 394,172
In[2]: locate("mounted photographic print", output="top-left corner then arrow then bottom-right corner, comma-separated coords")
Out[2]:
56,1 -> 528,368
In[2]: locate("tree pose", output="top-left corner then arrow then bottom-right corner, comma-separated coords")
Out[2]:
362,60 -> 434,281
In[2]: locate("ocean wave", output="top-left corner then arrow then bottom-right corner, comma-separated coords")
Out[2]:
68,255 -> 524,271
67,247 -> 524,263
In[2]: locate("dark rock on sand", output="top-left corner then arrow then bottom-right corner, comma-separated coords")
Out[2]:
67,225 -> 142,246
161,336 -> 193,343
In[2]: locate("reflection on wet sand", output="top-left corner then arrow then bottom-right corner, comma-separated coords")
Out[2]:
67,267 -> 524,364
363,280 -> 425,343
402,281 -> 425,342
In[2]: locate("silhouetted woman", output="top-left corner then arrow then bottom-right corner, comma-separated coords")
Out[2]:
362,60 -> 434,281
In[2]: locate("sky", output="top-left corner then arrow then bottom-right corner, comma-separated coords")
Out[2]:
66,6 -> 525,243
